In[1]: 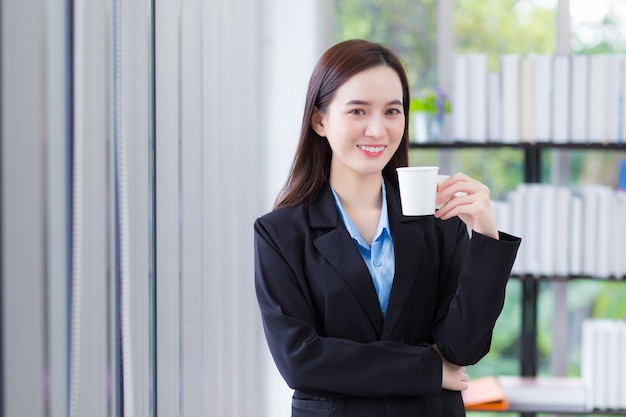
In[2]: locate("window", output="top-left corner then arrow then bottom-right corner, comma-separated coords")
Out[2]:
333,0 -> 626,403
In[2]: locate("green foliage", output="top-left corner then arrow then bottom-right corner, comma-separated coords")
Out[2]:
334,0 -> 438,89
591,282 -> 626,318
455,0 -> 555,70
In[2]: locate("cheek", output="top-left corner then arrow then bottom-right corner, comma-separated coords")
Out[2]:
391,118 -> 406,140
328,118 -> 363,141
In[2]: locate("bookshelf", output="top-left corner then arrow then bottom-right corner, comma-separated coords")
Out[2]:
409,141 -> 626,417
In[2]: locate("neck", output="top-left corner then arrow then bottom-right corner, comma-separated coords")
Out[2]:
330,172 -> 383,210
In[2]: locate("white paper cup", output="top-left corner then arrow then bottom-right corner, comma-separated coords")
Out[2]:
396,166 -> 439,216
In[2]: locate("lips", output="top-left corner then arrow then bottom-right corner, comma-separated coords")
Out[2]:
357,145 -> 386,153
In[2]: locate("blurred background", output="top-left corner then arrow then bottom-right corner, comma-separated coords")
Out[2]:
2,0 -> 625,416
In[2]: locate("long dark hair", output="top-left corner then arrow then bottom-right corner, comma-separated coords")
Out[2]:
274,39 -> 410,210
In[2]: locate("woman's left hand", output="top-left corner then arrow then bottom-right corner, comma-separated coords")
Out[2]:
434,173 -> 499,240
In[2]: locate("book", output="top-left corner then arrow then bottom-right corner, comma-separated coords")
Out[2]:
606,55 -> 623,143
619,192 -> 626,278
551,55 -> 570,143
467,54 -> 487,142
487,72 -> 502,141
588,54 -> 609,143
616,321 -> 626,410
519,55 -> 535,142
462,376 -> 509,411
491,200 -> 511,236
579,186 -> 599,277
523,184 -> 541,275
571,55 -> 589,143
581,320 -> 595,410
452,54 -> 469,141
507,188 -> 525,275
581,319 -> 626,410
622,57 -> 626,143
595,185 -> 612,278
492,183 -> 626,277
497,376 -> 587,409
611,192 -> 625,278
606,321 -> 620,409
538,185 -> 555,276
553,187 -> 571,276
569,194 -> 583,276
533,54 -> 552,142
501,54 -> 521,143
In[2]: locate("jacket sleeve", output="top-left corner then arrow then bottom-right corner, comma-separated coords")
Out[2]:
432,223 -> 521,366
254,216 -> 443,399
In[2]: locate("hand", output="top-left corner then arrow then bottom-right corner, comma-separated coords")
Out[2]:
441,357 -> 469,391
434,173 -> 499,239
433,344 -> 469,391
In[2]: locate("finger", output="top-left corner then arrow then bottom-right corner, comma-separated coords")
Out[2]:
435,194 -> 477,219
436,180 -> 481,207
440,175 -> 488,195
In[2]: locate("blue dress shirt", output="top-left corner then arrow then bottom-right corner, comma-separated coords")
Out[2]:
331,180 -> 395,316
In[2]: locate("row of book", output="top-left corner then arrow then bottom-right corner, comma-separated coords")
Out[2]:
581,319 -> 626,411
452,53 -> 626,144
491,184 -> 626,278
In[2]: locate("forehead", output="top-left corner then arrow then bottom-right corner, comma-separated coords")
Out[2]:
333,65 -> 403,103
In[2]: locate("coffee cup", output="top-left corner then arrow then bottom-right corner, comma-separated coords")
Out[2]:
396,166 -> 439,216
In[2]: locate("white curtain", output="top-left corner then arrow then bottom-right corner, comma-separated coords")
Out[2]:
1,0 -> 329,416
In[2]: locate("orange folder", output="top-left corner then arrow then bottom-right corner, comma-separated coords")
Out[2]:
462,376 -> 509,411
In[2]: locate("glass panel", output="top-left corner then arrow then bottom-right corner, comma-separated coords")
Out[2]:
570,0 -> 626,54
570,0 -> 626,184
333,0 -> 438,90
569,0 -> 626,379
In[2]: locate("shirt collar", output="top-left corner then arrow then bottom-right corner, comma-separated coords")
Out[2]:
330,179 -> 391,248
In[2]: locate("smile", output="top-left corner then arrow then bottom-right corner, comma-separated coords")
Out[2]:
357,145 -> 386,153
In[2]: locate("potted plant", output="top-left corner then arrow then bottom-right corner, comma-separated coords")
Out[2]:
409,88 -> 451,143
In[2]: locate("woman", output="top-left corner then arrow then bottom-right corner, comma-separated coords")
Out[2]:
254,39 -> 520,417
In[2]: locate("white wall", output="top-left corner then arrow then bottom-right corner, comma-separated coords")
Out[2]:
261,0 -> 334,210
259,0 -> 333,415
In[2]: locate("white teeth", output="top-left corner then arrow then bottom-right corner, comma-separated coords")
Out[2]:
358,145 -> 385,153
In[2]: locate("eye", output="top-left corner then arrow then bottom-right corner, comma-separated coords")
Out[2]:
386,108 -> 402,116
349,108 -> 365,116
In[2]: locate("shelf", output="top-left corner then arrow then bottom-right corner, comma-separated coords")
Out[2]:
423,140 -> 626,416
508,406 -> 626,415
512,274 -> 626,282
409,141 -> 626,150
465,376 -> 626,415
469,405 -> 626,415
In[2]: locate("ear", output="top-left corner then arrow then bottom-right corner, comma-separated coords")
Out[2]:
311,107 -> 326,137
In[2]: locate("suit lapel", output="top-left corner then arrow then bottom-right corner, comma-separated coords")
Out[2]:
381,179 -> 425,340
309,185 -> 384,335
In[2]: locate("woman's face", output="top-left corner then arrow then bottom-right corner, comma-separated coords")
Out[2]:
312,65 -> 405,181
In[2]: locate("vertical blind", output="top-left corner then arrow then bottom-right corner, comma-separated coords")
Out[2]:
2,0 -> 274,415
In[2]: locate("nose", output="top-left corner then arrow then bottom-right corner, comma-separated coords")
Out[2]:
364,115 -> 386,138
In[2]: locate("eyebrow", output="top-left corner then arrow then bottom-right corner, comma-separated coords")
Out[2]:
344,99 -> 403,106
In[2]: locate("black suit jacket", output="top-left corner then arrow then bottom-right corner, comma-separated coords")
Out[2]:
254,179 -> 520,417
